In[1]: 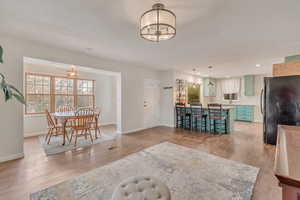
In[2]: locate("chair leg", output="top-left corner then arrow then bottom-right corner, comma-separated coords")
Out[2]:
74,131 -> 78,146
69,130 -> 74,144
98,127 -> 101,135
47,129 -> 54,144
65,130 -> 70,142
84,130 -> 87,139
45,128 -> 51,142
213,120 -> 216,134
88,129 -> 93,143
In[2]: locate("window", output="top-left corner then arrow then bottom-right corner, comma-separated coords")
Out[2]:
222,78 -> 240,101
55,78 -> 75,110
187,83 -> 200,104
224,93 -> 239,101
25,73 -> 95,114
26,74 -> 51,114
77,80 -> 94,108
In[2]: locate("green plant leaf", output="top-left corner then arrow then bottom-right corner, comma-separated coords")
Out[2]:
3,84 -> 13,102
8,84 -> 26,104
0,47 -> 26,104
0,46 -> 3,64
12,93 -> 26,104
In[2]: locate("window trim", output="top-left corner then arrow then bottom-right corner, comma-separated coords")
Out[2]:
223,93 -> 240,101
25,72 -> 95,115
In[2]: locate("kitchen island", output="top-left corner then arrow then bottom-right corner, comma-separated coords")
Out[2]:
175,106 -> 234,134
274,125 -> 300,200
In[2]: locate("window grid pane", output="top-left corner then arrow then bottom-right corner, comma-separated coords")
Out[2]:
26,74 -> 51,113
55,95 -> 75,110
26,94 -> 50,113
77,95 -> 94,108
26,74 -> 95,114
77,80 -> 93,95
55,78 -> 74,95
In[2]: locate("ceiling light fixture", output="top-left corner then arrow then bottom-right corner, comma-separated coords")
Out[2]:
256,64 -> 261,67
192,68 -> 198,88
208,66 -> 214,86
67,65 -> 79,77
140,3 -> 176,42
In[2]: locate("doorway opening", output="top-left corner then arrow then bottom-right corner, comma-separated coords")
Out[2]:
22,57 -> 122,139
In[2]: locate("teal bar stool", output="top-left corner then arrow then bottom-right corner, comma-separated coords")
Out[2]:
208,103 -> 227,134
175,103 -> 186,128
190,103 -> 207,132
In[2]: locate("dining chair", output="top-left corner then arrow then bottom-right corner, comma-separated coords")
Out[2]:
76,107 -> 94,115
57,105 -> 74,112
89,107 -> 101,139
208,103 -> 227,134
45,110 -> 68,144
69,112 -> 94,146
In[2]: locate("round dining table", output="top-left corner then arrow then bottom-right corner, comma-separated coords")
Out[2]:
53,111 -> 99,145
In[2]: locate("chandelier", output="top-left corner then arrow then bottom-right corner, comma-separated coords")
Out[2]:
67,65 -> 79,77
140,3 -> 176,42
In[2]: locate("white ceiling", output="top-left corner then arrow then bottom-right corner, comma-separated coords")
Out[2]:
1,0 -> 300,77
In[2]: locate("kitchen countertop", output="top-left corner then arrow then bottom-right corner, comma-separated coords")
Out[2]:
223,104 -> 256,106
274,125 -> 300,188
177,105 -> 233,110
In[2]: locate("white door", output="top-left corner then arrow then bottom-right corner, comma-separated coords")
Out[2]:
144,79 -> 160,128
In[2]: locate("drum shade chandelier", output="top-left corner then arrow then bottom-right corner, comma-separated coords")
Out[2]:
140,3 -> 176,42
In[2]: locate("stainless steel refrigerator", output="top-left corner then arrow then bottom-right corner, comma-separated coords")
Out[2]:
261,75 -> 300,145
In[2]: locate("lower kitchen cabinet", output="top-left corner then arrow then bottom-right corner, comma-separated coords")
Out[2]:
235,105 -> 254,122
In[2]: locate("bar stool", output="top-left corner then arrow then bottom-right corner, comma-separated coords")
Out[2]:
175,103 -> 186,128
208,103 -> 227,134
190,103 -> 207,132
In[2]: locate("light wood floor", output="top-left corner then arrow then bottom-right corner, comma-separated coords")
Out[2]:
0,122 -> 281,200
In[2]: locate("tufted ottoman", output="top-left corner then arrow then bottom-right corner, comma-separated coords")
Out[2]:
112,176 -> 171,200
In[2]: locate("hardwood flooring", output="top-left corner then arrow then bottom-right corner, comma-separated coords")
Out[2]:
0,122 -> 281,200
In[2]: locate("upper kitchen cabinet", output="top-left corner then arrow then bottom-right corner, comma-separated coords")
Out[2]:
244,75 -> 255,96
203,78 -> 216,97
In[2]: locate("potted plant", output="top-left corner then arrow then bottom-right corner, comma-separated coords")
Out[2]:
0,45 -> 25,104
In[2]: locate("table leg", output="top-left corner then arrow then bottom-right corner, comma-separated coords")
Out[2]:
62,119 -> 67,145
95,117 -> 98,139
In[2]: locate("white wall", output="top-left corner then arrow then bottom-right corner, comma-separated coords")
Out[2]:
210,74 -> 269,122
159,70 -> 204,127
0,35 -> 160,162
23,63 -> 117,137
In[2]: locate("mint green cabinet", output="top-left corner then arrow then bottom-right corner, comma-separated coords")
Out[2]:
244,75 -> 255,96
235,105 -> 254,122
203,78 -> 216,97
285,55 -> 300,62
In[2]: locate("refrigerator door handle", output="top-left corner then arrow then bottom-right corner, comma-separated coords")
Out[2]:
260,88 -> 264,114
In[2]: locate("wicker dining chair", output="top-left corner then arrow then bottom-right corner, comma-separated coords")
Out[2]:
45,110 -> 68,144
69,112 -> 94,146
76,107 -> 101,139
87,107 -> 101,139
57,105 -> 74,112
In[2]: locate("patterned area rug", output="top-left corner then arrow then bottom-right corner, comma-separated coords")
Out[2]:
31,142 -> 259,200
39,132 -> 115,155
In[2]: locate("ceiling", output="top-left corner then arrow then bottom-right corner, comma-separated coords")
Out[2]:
1,0 -> 300,77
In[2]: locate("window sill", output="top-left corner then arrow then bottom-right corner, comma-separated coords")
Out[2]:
24,113 -> 46,118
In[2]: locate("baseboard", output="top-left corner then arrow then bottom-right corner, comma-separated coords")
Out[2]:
24,123 -> 117,138
100,122 -> 116,126
121,127 -> 146,134
120,125 -> 161,134
160,123 -> 175,128
0,152 -> 24,163
24,131 -> 45,138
